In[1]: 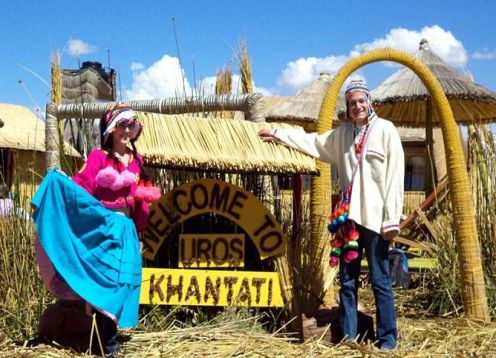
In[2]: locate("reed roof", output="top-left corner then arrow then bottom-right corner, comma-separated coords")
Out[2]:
136,112 -> 318,175
372,39 -> 496,126
0,103 -> 79,156
265,72 -> 346,131
62,63 -> 115,104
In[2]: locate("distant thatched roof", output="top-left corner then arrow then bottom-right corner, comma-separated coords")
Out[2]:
136,112 -> 318,175
62,62 -> 115,104
265,72 -> 346,131
372,39 -> 496,126
0,103 -> 79,156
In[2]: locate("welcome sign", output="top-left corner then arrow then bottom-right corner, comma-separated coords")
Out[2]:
141,179 -> 286,307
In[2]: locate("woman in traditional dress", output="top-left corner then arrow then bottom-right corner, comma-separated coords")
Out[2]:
33,103 -> 160,356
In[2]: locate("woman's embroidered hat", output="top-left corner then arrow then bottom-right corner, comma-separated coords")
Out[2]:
101,103 -> 143,144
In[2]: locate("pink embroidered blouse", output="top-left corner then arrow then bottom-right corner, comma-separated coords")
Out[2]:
72,149 -> 149,233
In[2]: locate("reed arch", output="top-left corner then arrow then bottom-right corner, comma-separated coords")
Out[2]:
313,48 -> 489,321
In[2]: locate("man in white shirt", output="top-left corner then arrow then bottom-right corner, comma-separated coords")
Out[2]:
258,80 -> 404,350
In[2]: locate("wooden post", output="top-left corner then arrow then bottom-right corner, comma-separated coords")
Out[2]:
425,101 -> 436,195
45,102 -> 60,171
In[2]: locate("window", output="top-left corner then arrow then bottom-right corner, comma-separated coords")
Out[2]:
404,156 -> 426,191
0,150 -> 10,197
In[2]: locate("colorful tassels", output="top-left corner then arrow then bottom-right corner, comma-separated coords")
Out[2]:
327,189 -> 360,267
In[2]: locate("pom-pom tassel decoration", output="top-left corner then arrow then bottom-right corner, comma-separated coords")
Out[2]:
135,179 -> 161,203
327,188 -> 360,266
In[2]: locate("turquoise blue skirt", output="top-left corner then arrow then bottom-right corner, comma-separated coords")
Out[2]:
32,170 -> 142,328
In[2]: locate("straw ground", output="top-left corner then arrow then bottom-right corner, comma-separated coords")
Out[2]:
2,288 -> 496,357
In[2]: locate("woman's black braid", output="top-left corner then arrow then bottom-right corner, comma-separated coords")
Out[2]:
131,140 -> 149,181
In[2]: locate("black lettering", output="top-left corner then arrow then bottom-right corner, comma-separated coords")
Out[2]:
268,278 -> 273,306
227,191 -> 247,220
260,231 -> 283,252
173,189 -> 192,215
180,237 -> 195,267
252,278 -> 266,304
157,203 -> 180,228
212,238 -> 229,264
147,208 -> 171,237
237,278 -> 252,305
197,238 -> 212,264
224,276 -> 238,305
149,274 -> 165,302
185,276 -> 201,303
209,183 -> 230,212
191,238 -> 197,266
191,184 -> 208,209
253,214 -> 275,236
141,229 -> 160,256
204,276 -> 221,305
166,275 -> 183,302
229,238 -> 243,264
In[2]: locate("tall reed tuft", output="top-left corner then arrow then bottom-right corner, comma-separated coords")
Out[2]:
467,124 -> 496,315
239,41 -> 253,95
0,174 -> 50,342
214,67 -> 233,119
428,124 -> 496,317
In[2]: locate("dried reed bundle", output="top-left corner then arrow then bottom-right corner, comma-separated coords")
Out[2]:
50,52 -> 62,104
214,67 -> 233,120
239,42 -> 253,95
215,68 -> 232,96
4,304 -> 496,357
136,113 -> 317,175
468,124 -> 496,315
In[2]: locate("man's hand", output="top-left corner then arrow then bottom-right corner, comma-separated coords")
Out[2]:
257,128 -> 278,142
381,229 -> 398,241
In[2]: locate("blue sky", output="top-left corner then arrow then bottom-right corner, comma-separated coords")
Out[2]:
1,0 -> 495,116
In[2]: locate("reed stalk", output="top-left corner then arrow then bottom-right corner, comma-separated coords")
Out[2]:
428,124 -> 496,317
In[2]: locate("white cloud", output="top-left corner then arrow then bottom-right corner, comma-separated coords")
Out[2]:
67,39 -> 95,57
273,25 -> 468,96
124,54 -> 192,100
351,25 -> 467,67
472,49 -> 496,60
276,55 -> 349,94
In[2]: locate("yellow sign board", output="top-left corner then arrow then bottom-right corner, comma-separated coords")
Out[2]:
141,268 -> 284,307
179,234 -> 245,268
143,179 -> 286,260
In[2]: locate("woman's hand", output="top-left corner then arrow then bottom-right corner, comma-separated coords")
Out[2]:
257,128 -> 278,142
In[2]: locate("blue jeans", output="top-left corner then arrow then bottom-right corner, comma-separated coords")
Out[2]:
339,224 -> 397,349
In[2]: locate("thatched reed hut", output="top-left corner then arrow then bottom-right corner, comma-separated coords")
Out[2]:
61,61 -> 116,104
0,103 -> 79,203
265,72 -> 346,132
372,39 -> 496,193
61,61 -> 117,157
372,39 -> 496,126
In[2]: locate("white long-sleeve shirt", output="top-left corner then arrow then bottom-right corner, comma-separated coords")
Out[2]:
274,114 -> 404,236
